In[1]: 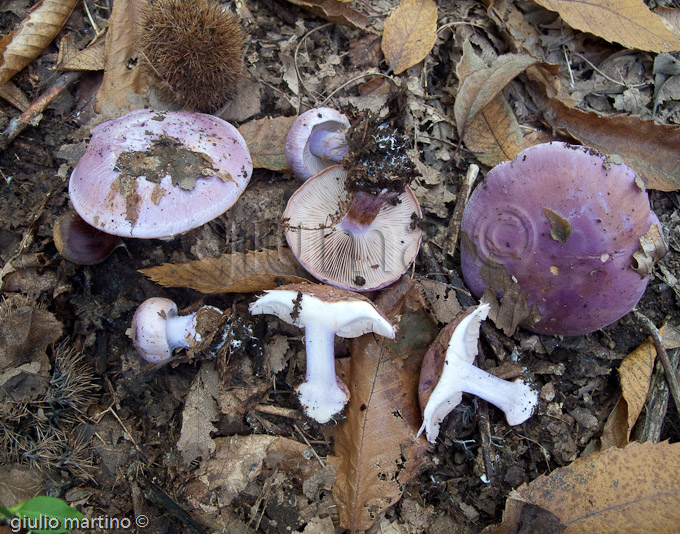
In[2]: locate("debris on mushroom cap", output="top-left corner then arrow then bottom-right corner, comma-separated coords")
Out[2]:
285,107 -> 350,180
417,303 -> 538,443
283,165 -> 423,291
249,283 -> 396,423
69,109 -> 252,239
460,142 -> 664,337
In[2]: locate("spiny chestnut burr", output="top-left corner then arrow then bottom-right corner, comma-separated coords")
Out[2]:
139,0 -> 246,112
53,209 -> 123,265
460,142 -> 664,336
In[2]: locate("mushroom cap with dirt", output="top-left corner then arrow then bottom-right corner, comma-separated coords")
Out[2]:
69,109 -> 252,239
249,283 -> 396,423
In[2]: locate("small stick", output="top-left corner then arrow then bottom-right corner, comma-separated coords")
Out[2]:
0,71 -> 81,150
633,309 -> 680,417
445,163 -> 479,258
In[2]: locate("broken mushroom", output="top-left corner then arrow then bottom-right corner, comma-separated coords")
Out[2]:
249,283 -> 396,423
128,297 -> 222,363
417,303 -> 538,443
460,142 -> 664,336
285,107 -> 350,180
284,164 -> 422,291
69,109 -> 252,239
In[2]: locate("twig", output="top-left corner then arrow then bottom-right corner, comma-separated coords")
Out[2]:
293,422 -> 325,468
633,309 -> 680,417
572,52 -> 649,89
294,23 -> 333,104
445,163 -> 479,258
318,72 -> 398,107
474,398 -> 495,482
0,71 -> 81,150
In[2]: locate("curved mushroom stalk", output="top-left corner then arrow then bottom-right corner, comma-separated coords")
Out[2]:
308,129 -> 349,164
249,283 -> 396,423
417,303 -> 538,443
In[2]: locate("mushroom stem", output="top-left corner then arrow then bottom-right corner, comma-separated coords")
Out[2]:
308,129 -> 348,163
165,312 -> 198,351
296,321 -> 349,424
340,191 -> 398,234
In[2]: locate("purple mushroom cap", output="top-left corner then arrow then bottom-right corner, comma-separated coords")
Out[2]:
69,109 -> 252,238
460,142 -> 661,336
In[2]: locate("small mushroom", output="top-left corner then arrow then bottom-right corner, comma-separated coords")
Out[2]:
284,165 -> 422,291
285,107 -> 350,180
417,303 -> 538,443
69,109 -> 252,239
460,142 -> 664,336
128,297 -> 222,363
53,209 -> 124,265
249,283 -> 396,423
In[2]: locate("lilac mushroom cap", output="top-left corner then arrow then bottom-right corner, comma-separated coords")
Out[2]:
460,142 -> 662,336
69,109 -> 252,238
284,165 -> 423,292
285,107 -> 350,180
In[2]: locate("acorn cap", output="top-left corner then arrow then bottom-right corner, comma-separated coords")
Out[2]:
283,165 -> 422,291
69,109 -> 252,239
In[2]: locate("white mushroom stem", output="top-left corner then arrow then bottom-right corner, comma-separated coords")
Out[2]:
308,129 -> 348,162
417,303 -> 538,443
165,312 -> 199,350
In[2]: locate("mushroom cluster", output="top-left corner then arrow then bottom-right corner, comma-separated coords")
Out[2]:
460,142 -> 663,336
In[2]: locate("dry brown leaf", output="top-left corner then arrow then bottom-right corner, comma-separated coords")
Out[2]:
381,0 -> 438,75
139,248 -> 310,294
533,0 -> 680,53
454,53 -> 537,139
0,0 -> 78,86
96,0 -> 152,114
56,33 -> 106,71
465,96 -> 525,166
502,441 -> 680,533
285,0 -> 372,32
418,279 -> 462,325
542,98 -> 680,191
238,116 -> 296,171
329,277 -> 438,531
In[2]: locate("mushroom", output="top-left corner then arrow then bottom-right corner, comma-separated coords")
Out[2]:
460,142 -> 664,336
128,297 -> 222,363
69,108 -> 252,239
285,107 -> 350,180
53,209 -> 124,265
417,303 -> 538,443
249,283 -> 396,423
283,165 -> 422,291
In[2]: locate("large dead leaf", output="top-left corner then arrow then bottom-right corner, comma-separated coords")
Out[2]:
0,0 -> 78,86
139,248 -> 310,294
238,116 -> 296,171
533,0 -> 680,53
96,0 -> 152,114
454,53 -> 537,139
56,33 -> 107,71
542,98 -> 680,191
328,277 -> 438,531
493,441 -> 680,533
381,0 -> 438,75
285,0 -> 373,32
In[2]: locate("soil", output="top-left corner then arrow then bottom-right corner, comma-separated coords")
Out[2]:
1,1 -> 679,534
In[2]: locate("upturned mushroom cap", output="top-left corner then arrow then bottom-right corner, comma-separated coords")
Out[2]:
460,142 -> 663,336
285,107 -> 350,180
69,109 -> 252,238
129,297 -> 191,363
283,165 -> 423,291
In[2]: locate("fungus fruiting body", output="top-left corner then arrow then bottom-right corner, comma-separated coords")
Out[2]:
460,142 -> 663,336
69,109 -> 252,239
53,209 -> 123,265
285,108 -> 351,180
284,165 -> 422,291
417,303 -> 538,443
249,283 -> 396,423
139,0 -> 246,112
129,298 -> 222,363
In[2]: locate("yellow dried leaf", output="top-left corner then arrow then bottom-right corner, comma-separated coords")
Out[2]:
381,0 -> 438,75
139,248 -> 310,294
0,0 -> 79,86
534,0 -> 680,53
508,441 -> 680,533
620,339 -> 656,437
454,53 -> 537,138
465,96 -> 525,166
56,33 -> 106,71
238,116 -> 296,171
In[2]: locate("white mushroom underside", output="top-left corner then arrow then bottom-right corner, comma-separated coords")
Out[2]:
284,166 -> 422,291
